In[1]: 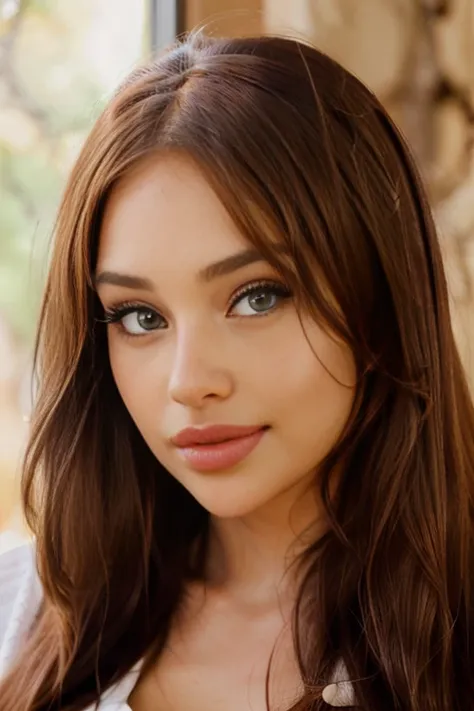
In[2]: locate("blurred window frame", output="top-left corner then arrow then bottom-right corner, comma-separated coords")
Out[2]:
150,0 -> 183,51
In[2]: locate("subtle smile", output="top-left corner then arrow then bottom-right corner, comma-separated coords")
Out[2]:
171,424 -> 269,472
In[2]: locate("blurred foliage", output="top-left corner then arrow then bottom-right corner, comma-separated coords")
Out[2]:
0,0 -> 147,341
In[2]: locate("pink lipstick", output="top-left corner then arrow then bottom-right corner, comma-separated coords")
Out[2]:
171,424 -> 267,472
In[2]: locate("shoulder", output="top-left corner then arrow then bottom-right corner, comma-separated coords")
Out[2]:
0,538 -> 43,678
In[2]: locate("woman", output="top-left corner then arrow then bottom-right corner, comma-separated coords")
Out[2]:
1,31 -> 473,711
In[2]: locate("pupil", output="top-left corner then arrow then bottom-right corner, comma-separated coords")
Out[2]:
138,311 -> 158,329
250,292 -> 275,312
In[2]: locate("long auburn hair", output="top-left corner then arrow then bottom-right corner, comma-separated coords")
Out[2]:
1,31 -> 474,711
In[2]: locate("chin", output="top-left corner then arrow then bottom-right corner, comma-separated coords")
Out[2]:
160,454 -> 289,519
184,481 -> 273,520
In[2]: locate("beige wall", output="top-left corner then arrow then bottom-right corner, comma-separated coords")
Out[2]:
184,0 -> 262,36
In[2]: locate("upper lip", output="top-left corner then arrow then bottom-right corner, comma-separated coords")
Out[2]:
171,424 -> 266,447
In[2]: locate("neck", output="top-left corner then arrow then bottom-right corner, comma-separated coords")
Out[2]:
204,476 -> 326,605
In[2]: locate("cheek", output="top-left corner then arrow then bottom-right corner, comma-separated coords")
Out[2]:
266,322 -> 356,450
254,316 -> 356,405
108,340 -> 166,433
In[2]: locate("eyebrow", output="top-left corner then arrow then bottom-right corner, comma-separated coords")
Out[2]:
93,248 -> 265,291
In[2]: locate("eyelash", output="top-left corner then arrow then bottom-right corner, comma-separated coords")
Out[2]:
100,280 -> 292,338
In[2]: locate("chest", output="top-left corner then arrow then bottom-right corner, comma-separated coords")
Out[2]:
128,595 -> 303,711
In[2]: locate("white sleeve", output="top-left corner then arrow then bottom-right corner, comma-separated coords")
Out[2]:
0,540 -> 43,678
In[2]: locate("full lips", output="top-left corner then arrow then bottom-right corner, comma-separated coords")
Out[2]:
177,428 -> 267,472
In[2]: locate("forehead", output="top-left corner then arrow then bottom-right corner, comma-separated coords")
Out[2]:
97,152 -> 251,275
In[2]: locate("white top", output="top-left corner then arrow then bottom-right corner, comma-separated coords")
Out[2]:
0,541 -> 355,708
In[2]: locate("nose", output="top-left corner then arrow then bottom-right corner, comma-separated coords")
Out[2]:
168,328 -> 234,409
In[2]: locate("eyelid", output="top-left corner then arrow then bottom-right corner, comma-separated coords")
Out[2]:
227,279 -> 291,313
102,280 -> 289,317
100,301 -> 165,337
101,300 -> 160,320
100,278 -> 292,336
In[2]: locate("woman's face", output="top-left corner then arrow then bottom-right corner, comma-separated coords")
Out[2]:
96,153 -> 356,518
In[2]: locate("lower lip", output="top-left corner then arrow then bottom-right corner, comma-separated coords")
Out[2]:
177,429 -> 267,472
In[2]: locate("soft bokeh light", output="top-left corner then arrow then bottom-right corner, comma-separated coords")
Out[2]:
0,0 -> 147,543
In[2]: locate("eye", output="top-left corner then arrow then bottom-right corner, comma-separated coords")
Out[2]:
102,303 -> 165,336
229,281 -> 291,317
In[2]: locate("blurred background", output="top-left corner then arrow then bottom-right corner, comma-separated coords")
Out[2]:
1,0 -> 473,551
